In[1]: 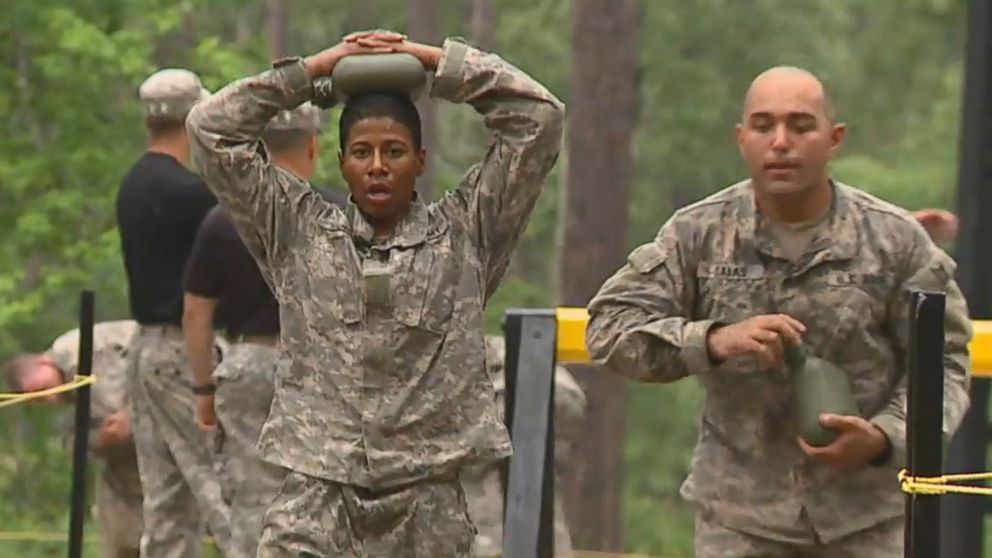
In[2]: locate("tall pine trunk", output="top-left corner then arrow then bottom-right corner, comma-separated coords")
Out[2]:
559,0 -> 640,551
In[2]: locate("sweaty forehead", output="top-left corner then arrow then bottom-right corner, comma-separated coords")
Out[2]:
743,73 -> 828,119
346,117 -> 415,145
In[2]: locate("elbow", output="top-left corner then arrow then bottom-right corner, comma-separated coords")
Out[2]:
185,103 -> 207,140
532,100 -> 565,148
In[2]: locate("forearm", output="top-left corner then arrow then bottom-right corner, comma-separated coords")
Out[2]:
587,308 -> 719,383
182,295 -> 219,387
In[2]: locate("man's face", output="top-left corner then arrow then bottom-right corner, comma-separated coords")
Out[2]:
339,117 -> 425,234
735,72 -> 845,195
20,357 -> 65,403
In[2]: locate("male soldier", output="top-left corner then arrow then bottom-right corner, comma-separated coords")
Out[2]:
586,66 -> 971,557
116,68 -> 231,556
3,321 -> 142,558
462,335 -> 585,557
187,30 -> 563,557
182,103 -> 343,557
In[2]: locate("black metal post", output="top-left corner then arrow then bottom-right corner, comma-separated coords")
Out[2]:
942,1 -> 992,555
905,290 -> 945,558
67,290 -> 94,558
502,309 -> 557,558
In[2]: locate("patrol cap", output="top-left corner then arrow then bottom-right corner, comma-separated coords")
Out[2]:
138,69 -> 210,121
265,102 -> 324,133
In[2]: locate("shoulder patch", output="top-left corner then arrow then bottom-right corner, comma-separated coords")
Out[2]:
629,243 -> 666,274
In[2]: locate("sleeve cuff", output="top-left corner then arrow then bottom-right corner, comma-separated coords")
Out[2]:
680,319 -> 722,374
431,38 -> 470,100
274,59 -> 316,108
870,414 -> 906,469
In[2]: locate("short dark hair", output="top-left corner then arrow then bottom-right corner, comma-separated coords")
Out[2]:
144,115 -> 186,137
339,93 -> 423,151
261,128 -> 314,155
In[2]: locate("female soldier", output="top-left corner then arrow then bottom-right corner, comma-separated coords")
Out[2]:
186,30 -> 564,557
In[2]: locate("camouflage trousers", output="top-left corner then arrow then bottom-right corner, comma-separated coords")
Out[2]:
129,325 -> 231,557
256,471 -> 476,557
214,340 -> 286,558
94,477 -> 142,558
462,461 -> 575,557
694,513 -> 903,558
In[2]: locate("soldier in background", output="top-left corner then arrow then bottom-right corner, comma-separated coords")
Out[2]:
116,68 -> 231,557
4,320 -> 142,558
463,335 -> 586,558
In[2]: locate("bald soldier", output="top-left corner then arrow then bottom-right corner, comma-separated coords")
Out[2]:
116,69 -> 231,556
183,103 -> 344,557
586,66 -> 972,557
4,321 -> 142,558
462,335 -> 585,557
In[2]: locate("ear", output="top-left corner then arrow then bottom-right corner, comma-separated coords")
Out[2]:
829,122 -> 847,157
338,150 -> 345,171
416,148 -> 427,178
308,135 -> 318,162
734,122 -> 745,155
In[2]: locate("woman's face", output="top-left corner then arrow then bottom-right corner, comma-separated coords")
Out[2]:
339,116 -> 425,235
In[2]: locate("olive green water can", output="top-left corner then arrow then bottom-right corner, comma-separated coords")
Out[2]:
786,344 -> 859,447
331,52 -> 428,104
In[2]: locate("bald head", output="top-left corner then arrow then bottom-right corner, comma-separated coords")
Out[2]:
742,66 -> 836,123
735,66 -> 846,201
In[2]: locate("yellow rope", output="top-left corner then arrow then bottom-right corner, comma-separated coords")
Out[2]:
899,468 -> 992,496
0,530 -> 215,545
0,375 -> 96,409
0,531 -> 81,543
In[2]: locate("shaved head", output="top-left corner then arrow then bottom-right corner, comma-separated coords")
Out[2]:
742,66 -> 837,123
735,65 -> 845,205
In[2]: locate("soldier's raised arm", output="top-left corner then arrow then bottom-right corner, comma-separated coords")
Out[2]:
428,40 -> 565,300
185,40 -> 391,269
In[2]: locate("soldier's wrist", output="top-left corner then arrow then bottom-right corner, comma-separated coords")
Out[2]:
192,383 -> 216,396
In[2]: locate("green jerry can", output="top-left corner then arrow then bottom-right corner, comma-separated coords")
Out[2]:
785,344 -> 859,447
330,52 -> 428,104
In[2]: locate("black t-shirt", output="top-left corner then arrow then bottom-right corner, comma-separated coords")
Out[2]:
116,152 -> 217,325
184,187 -> 346,337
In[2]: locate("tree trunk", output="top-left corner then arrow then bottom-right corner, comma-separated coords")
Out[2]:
559,0 -> 640,552
266,0 -> 288,60
407,0 -> 440,200
465,0 -> 497,51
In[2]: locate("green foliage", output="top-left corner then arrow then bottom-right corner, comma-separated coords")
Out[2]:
0,1 -> 971,556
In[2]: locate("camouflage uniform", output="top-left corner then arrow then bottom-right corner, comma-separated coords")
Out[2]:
211,95 -> 325,558
129,326 -> 232,557
127,69 -> 233,558
462,335 -> 585,557
213,340 -> 284,557
586,180 -> 973,557
186,38 -> 564,557
47,320 -> 143,558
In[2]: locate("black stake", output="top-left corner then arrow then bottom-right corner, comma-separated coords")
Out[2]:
68,290 -> 94,558
905,290 -> 945,558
